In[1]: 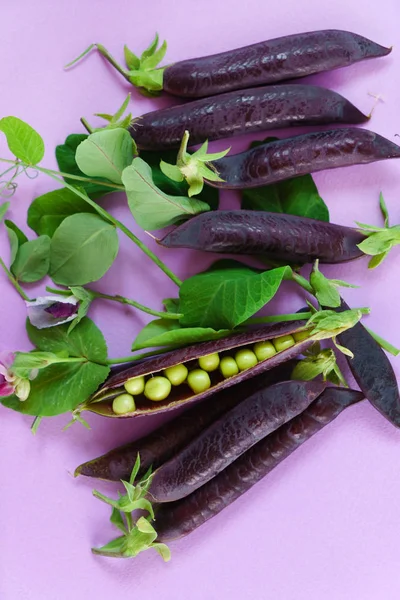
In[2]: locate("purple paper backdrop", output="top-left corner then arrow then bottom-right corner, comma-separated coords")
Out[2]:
1,1 -> 400,598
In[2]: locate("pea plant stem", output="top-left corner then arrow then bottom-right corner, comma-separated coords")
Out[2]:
90,290 -> 181,320
106,347 -> 170,365
0,257 -> 31,301
245,312 -> 312,325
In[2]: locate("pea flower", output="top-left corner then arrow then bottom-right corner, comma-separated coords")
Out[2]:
0,352 -> 32,401
26,296 -> 79,329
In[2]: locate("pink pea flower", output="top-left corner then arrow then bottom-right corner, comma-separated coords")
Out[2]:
0,352 -> 31,401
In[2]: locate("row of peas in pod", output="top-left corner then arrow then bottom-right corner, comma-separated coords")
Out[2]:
111,331 -> 310,414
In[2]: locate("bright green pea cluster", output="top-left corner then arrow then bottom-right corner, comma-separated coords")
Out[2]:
111,330 -> 310,414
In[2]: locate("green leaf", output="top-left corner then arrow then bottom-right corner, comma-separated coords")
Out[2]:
179,261 -> 289,329
110,508 -> 127,534
4,219 -> 28,246
357,229 -> 399,255
379,192 -> 389,227
241,138 -> 329,221
68,286 -> 94,332
122,158 -> 209,230
11,235 -> 50,282
162,297 -> 180,314
368,251 -> 390,269
0,116 -> 44,165
124,45 -> 140,70
27,316 -> 108,363
75,128 -> 134,184
132,318 -> 230,351
55,134 -> 111,198
49,213 -> 119,286
5,223 -> 23,265
28,188 -> 97,237
1,361 -> 109,416
0,201 -> 10,222
309,261 -> 356,309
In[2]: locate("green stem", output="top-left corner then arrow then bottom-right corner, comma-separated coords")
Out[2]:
290,271 -> 314,294
33,166 -> 182,287
106,347 -> 171,365
96,44 -> 131,81
364,326 -> 400,357
80,117 -> 94,134
245,312 -> 312,325
0,257 -> 31,301
90,290 -> 181,320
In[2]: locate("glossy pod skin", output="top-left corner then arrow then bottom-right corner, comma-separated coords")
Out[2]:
163,30 -> 391,98
337,299 -> 400,426
159,210 -> 366,265
75,361 -> 297,482
207,128 -> 400,189
85,321 -> 313,418
155,387 -> 364,542
147,380 -> 326,503
131,85 -> 368,151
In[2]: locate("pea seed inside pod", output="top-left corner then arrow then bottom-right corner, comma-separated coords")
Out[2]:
254,341 -> 277,361
235,349 -> 258,371
273,334 -> 295,352
293,329 -> 311,342
112,393 -> 136,415
124,376 -> 145,395
187,369 -> 211,394
164,364 -> 188,386
198,353 -> 220,372
144,376 -> 172,402
219,356 -> 239,378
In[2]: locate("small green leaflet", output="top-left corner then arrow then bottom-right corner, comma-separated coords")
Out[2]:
55,134 -> 111,198
5,219 -> 28,246
132,318 -> 230,351
0,116 -> 45,165
68,286 -> 94,332
5,220 -> 25,264
11,235 -> 50,283
122,157 -> 210,230
309,260 -> 357,308
0,202 -> 10,222
90,93 -> 133,132
241,138 -> 329,221
179,260 -> 290,330
75,128 -> 135,184
28,188 -> 98,237
49,213 -> 119,286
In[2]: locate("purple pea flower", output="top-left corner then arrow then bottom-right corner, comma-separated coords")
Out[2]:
0,352 -> 31,401
26,296 -> 79,329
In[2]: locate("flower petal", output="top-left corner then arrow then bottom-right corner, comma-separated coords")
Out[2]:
0,380 -> 15,397
15,378 -> 30,401
26,296 -> 79,329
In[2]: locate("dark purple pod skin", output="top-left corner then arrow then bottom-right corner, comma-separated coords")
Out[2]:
131,85 -> 368,151
159,210 -> 366,265
208,128 -> 400,189
148,380 -> 326,503
337,299 -> 400,427
87,321 -> 313,418
155,387 -> 364,542
75,361 -> 297,482
163,30 -> 391,98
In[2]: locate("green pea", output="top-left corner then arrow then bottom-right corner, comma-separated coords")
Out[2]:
144,376 -> 172,402
164,363 -> 188,386
187,369 -> 211,394
219,356 -> 239,379
235,349 -> 258,371
112,393 -> 136,415
253,341 -> 276,361
273,334 -> 295,352
124,376 -> 145,395
198,353 -> 220,372
293,329 -> 311,342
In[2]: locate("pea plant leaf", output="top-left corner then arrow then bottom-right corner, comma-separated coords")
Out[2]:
132,318 -> 230,351
11,235 -> 51,283
122,157 -> 210,230
1,361 -> 109,416
5,219 -> 28,246
310,260 -> 357,308
55,134 -> 111,198
49,213 -> 119,286
0,116 -> 45,165
179,260 -> 290,329
0,202 -> 10,222
241,138 -> 329,221
75,128 -> 135,184
5,220 -> 27,264
27,187 -> 98,237
27,316 -> 108,362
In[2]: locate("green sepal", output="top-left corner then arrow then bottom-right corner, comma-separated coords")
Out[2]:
291,347 -> 348,387
356,193 -> 400,268
309,260 -> 357,308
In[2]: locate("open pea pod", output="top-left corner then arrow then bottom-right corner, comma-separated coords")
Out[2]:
84,321 -> 313,418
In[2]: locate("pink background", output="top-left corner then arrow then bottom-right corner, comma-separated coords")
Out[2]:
1,0 -> 400,598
